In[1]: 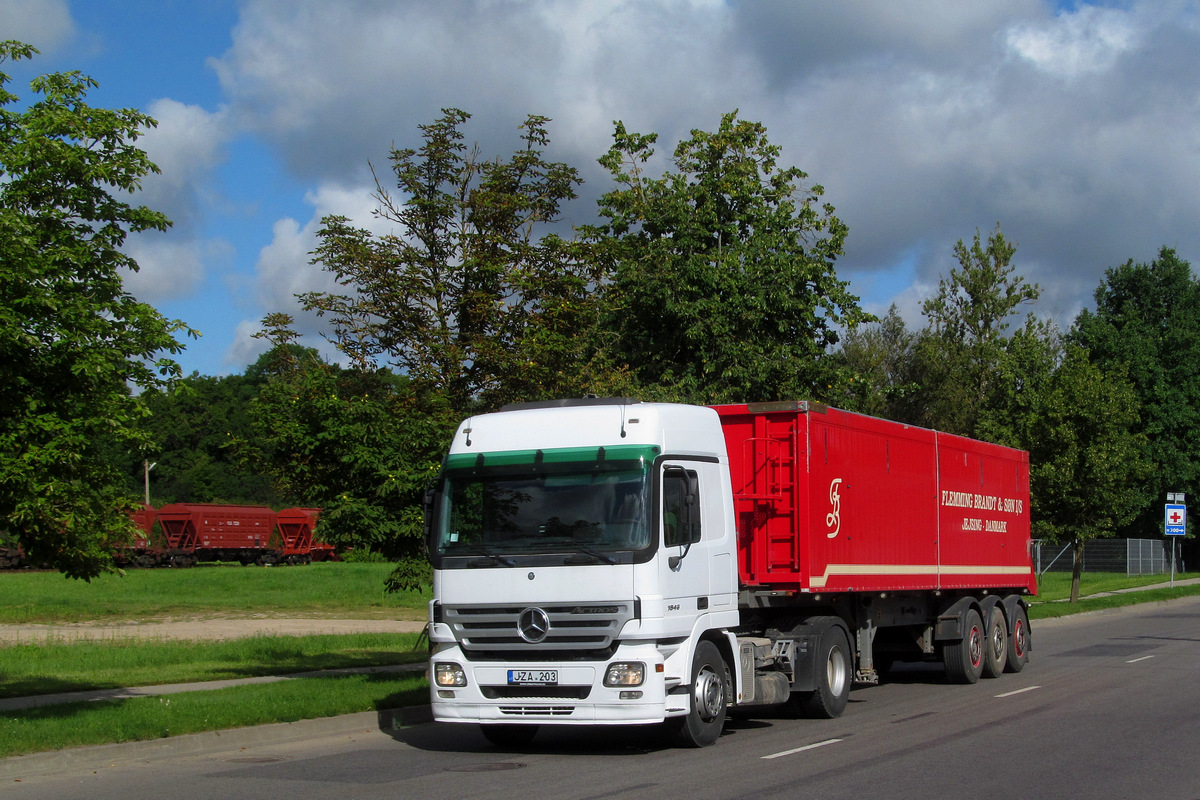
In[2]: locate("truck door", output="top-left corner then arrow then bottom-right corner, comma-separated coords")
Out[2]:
658,460 -> 716,634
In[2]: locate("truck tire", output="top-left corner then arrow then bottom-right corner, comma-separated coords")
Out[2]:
943,607 -> 985,684
480,724 -> 539,747
981,605 -> 1008,679
669,640 -> 729,747
1005,603 -> 1030,673
792,624 -> 852,719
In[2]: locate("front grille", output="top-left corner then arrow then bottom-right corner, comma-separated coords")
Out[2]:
445,602 -> 634,653
500,706 -> 575,717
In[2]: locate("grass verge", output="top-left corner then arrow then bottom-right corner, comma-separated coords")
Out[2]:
5,570 -> 1197,759
0,563 -> 430,623
0,632 -> 427,699
2,672 -> 428,759
1033,571 -> 1186,601
1029,580 -> 1200,619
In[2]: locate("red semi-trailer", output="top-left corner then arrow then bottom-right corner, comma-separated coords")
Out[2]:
718,402 -> 1035,595
427,399 -> 1036,747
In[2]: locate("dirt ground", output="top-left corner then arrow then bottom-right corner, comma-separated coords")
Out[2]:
0,616 -> 427,645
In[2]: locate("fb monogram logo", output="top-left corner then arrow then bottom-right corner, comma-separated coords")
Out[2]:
826,478 -> 842,539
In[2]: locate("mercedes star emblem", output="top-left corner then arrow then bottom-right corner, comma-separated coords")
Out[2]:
517,607 -> 550,643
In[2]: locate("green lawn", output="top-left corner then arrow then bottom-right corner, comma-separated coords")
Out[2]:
1033,571 -> 1184,602
2,566 -> 1197,759
0,632 -> 427,699
1029,571 -> 1200,619
3,673 -> 428,759
0,562 -> 430,623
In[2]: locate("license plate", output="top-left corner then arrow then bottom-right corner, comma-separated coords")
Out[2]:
508,669 -> 558,686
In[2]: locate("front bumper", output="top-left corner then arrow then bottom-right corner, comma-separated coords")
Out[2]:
430,641 -> 682,725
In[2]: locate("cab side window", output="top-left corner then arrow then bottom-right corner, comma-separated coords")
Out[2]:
662,466 -> 701,546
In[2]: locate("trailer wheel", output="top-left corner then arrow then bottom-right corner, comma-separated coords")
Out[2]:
790,624 -> 852,719
1005,604 -> 1030,673
943,608 -> 985,684
669,640 -> 729,747
982,605 -> 1008,679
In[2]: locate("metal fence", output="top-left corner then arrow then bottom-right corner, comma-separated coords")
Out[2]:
1033,538 -> 1175,576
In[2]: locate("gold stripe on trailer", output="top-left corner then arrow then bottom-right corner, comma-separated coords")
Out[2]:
809,564 -> 1033,589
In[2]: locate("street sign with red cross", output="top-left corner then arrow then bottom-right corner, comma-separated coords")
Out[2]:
1165,504 -> 1187,536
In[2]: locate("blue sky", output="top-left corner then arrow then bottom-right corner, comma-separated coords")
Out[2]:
4,0 -> 1199,377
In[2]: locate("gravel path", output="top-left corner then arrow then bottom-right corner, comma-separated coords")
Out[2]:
0,617 -> 427,644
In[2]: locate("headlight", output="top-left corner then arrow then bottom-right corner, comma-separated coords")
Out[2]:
603,662 -> 645,687
434,662 -> 467,687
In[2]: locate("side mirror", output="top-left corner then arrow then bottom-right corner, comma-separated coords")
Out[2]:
664,467 -> 701,569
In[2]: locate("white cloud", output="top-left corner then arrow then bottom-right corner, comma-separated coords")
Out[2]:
117,100 -> 235,304
1005,4 -> 1142,79
137,99 -> 232,230
202,0 -> 1200,373
0,0 -> 75,53
122,233 -> 227,302
223,181 -> 383,367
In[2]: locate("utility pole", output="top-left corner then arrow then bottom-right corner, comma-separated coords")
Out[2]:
144,459 -> 157,507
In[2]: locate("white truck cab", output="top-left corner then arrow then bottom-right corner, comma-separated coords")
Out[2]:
426,399 -> 741,746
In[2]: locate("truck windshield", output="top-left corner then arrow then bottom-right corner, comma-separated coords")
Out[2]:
433,451 -> 654,561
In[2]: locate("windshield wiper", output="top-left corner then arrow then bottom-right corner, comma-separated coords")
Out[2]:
565,547 -> 616,565
460,546 -> 516,567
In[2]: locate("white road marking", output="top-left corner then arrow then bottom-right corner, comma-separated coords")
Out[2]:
1126,655 -> 1156,664
994,685 -> 1042,698
762,738 -> 844,760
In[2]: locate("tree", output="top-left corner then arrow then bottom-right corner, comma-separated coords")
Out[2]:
1024,345 -> 1149,601
0,42 -> 190,579
238,316 -> 456,589
907,226 -> 1038,436
1070,247 -> 1200,537
126,369 -> 280,506
834,305 -> 918,418
975,321 -> 1150,600
590,112 -> 869,404
305,109 -> 597,411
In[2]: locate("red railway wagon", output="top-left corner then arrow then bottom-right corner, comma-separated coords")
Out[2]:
714,402 -> 1036,595
156,503 -> 280,566
130,504 -> 156,549
275,507 -> 337,563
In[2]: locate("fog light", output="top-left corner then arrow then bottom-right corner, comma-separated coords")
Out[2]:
603,662 -> 645,687
437,690 -> 456,699
619,690 -> 643,700
434,662 -> 467,687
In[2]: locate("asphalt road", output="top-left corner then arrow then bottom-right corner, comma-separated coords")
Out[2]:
8,597 -> 1200,800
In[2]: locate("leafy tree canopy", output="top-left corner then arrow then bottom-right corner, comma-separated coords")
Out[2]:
1070,247 -> 1200,535
238,316 -> 457,589
0,42 -> 191,579
905,226 -> 1038,436
590,111 -> 869,404
304,109 -> 597,411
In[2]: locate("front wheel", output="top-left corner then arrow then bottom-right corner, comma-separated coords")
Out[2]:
669,640 -> 729,747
